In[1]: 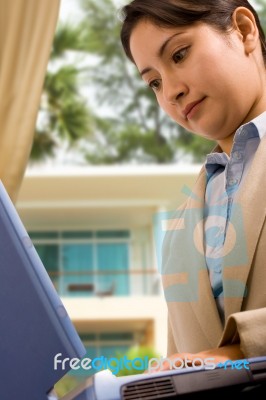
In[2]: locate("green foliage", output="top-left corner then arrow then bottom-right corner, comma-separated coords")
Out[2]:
33,22 -> 92,161
79,0 -> 122,59
44,67 -> 91,139
51,23 -> 88,58
115,345 -> 161,377
30,131 -> 56,161
85,121 -> 176,164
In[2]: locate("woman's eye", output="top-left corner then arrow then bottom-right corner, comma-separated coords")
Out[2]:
172,47 -> 189,64
149,79 -> 161,91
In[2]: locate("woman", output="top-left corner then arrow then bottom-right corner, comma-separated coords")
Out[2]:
120,0 -> 266,367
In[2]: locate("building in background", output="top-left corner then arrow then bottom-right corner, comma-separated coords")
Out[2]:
16,164 -> 200,364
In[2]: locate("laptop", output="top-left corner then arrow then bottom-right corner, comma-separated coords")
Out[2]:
0,179 -> 266,400
0,180 -> 86,399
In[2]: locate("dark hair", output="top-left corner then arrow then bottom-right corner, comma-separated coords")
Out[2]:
120,0 -> 266,64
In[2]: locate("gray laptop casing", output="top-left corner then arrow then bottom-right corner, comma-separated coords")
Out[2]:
0,181 -> 86,400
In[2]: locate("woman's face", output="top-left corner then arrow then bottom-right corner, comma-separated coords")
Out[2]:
129,19 -> 266,142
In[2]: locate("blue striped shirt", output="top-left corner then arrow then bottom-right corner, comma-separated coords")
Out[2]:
204,111 -> 266,324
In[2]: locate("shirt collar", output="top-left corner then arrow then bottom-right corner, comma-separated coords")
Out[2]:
205,111 -> 266,175
248,110 -> 266,139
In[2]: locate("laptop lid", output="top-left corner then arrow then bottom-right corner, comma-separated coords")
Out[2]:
0,181 -> 86,400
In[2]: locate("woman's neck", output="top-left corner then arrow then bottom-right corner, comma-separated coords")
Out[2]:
217,133 -> 235,156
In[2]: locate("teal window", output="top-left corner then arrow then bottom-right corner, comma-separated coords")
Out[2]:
61,244 -> 94,296
34,244 -> 59,289
30,230 -> 130,297
97,243 -> 129,296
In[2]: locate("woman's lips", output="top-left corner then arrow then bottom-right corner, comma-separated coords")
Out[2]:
182,97 -> 206,119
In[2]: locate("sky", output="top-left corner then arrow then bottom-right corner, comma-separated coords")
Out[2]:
59,0 -> 83,23
59,0 -> 126,23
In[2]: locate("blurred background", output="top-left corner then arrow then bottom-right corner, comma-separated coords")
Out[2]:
7,0 -> 266,395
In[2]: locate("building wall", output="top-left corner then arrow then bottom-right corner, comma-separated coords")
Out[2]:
16,165 -> 200,363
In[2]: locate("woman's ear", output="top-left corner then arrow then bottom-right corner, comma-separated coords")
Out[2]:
232,7 -> 259,55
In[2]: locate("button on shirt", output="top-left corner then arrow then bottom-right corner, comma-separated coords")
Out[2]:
204,111 -> 266,325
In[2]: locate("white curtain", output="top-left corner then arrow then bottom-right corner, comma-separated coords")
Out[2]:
0,0 -> 60,201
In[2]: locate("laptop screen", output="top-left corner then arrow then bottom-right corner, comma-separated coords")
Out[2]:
0,181 -> 86,399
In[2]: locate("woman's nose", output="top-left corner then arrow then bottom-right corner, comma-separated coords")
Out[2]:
163,74 -> 188,104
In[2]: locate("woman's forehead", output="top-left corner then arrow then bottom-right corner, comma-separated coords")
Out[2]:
129,20 -> 212,66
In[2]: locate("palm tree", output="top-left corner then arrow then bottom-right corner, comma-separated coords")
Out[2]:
31,23 -> 92,162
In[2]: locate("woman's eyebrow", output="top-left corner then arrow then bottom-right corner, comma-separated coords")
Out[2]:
140,67 -> 152,77
140,32 -> 185,77
157,32 -> 185,58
